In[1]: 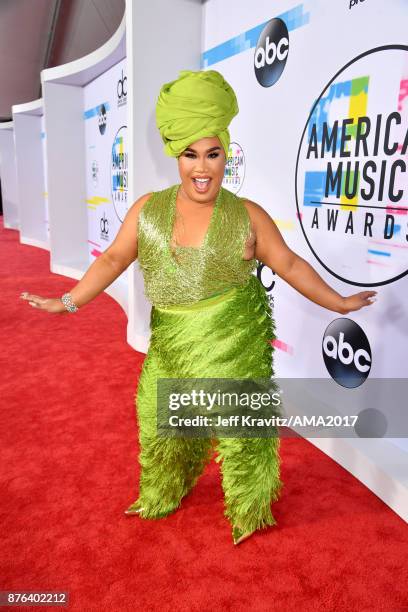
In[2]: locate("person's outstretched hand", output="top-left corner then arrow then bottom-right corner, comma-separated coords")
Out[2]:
341,291 -> 377,314
19,292 -> 67,314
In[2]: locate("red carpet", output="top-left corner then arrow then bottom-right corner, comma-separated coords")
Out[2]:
1,214 -> 407,612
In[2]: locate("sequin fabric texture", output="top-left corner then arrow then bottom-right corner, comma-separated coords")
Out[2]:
136,183 -> 257,306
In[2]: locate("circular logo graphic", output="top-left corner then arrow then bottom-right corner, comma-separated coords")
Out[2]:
295,45 -> 408,287
223,141 -> 245,193
354,408 -> 388,438
98,104 -> 107,135
254,18 -> 289,87
111,126 -> 128,223
257,262 -> 276,292
322,318 -> 372,388
256,263 -> 276,313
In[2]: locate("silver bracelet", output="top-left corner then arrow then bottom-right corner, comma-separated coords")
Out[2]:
61,292 -> 79,313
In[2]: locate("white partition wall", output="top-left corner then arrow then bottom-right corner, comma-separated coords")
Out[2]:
41,14 -> 128,312
12,99 -> 49,250
125,0 -> 203,352
83,57 -> 128,291
0,122 -> 19,229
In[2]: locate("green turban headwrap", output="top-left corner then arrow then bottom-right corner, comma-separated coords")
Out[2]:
155,69 -> 239,158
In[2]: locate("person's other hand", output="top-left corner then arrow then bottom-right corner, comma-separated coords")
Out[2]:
340,291 -> 377,314
19,292 -> 67,314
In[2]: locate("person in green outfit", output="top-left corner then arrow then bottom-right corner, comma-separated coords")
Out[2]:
20,69 -> 376,545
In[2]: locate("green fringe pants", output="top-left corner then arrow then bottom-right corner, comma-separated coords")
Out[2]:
132,275 -> 283,535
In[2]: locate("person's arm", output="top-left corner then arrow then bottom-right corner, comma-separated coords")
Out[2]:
20,192 -> 152,313
246,200 -> 377,314
68,192 -> 152,308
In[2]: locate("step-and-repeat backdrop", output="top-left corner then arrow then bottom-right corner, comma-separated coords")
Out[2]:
203,0 -> 407,402
83,59 -> 128,273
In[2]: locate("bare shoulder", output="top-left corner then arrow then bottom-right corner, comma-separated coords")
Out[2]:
240,197 -> 274,236
122,191 -> 153,230
241,197 -> 272,217
240,197 -> 291,269
129,191 -> 153,217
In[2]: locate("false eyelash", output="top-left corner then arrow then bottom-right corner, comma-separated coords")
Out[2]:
184,153 -> 220,159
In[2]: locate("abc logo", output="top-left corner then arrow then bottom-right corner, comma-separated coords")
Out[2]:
257,262 -> 276,292
254,18 -> 289,87
117,69 -> 127,102
322,318 -> 372,388
100,212 -> 109,237
98,104 -> 107,135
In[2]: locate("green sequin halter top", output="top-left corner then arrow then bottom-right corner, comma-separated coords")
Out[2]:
137,183 -> 257,306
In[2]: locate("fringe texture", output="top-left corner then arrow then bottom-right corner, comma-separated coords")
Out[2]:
132,274 -> 282,531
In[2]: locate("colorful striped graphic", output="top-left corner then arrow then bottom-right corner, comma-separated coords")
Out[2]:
305,76 -> 369,210
274,219 -> 295,231
201,3 -> 310,67
86,196 -> 110,210
302,72 -> 407,269
112,135 -> 125,193
367,249 -> 391,257
272,338 -> 294,355
84,102 -> 110,120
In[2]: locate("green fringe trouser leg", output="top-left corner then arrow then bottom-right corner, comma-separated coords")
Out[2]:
130,350 -> 215,518
129,275 -> 283,530
215,436 -> 282,534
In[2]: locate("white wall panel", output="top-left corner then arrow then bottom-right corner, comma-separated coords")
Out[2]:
0,123 -> 19,229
